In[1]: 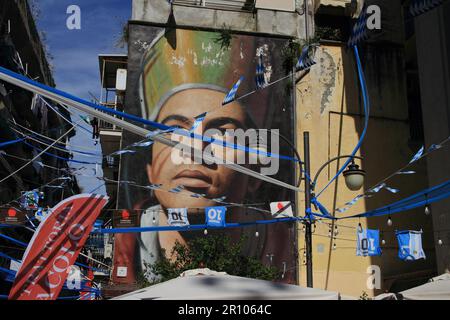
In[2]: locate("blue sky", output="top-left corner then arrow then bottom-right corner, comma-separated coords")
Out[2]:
34,0 -> 131,194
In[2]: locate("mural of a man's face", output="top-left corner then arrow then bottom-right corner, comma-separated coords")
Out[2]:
146,88 -> 260,210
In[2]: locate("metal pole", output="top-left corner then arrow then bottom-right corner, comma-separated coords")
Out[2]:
292,65 -> 300,286
303,131 -> 313,288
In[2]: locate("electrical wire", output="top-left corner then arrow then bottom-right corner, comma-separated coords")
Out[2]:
334,135 -> 450,214
0,126 -> 76,184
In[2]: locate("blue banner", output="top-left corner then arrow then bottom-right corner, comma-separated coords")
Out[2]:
356,229 -> 382,256
396,230 -> 426,261
205,206 -> 227,227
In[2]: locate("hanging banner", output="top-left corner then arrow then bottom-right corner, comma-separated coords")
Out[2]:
8,194 -> 109,300
167,208 -> 190,226
0,207 -> 26,225
270,201 -> 294,218
356,229 -> 382,257
396,230 -> 426,261
205,206 -> 227,227
19,190 -> 42,210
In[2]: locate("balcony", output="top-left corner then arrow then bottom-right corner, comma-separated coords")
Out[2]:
314,0 -> 364,17
172,0 -> 256,12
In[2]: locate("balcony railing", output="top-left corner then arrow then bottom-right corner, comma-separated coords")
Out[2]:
98,102 -> 123,131
173,0 -> 256,12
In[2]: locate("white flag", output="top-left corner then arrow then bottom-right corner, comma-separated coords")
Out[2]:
167,208 -> 190,226
270,201 -> 294,218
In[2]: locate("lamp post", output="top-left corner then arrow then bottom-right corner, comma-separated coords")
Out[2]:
303,131 -> 365,288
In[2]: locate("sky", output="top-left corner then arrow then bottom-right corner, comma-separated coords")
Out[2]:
34,0 -> 131,194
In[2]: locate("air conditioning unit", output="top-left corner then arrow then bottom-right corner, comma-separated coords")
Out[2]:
116,69 -> 127,91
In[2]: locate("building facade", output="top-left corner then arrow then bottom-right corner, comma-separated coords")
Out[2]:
0,0 -> 79,293
102,0 -> 445,297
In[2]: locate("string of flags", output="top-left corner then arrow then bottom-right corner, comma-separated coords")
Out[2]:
296,45 -> 318,72
222,76 -> 244,106
409,0 -> 446,17
334,137 -> 449,214
255,53 -> 268,90
355,227 -> 426,261
347,5 -> 370,47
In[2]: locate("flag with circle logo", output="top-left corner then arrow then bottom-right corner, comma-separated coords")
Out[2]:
356,229 -> 382,256
205,206 -> 227,227
270,201 -> 293,218
396,230 -> 426,261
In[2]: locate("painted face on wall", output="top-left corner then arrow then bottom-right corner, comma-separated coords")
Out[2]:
146,88 -> 261,211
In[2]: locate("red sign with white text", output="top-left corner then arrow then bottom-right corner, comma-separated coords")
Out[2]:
8,194 -> 108,300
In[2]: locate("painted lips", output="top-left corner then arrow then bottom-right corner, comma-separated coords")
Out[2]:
173,169 -> 212,188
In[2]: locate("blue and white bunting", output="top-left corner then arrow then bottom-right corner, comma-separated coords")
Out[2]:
428,143 -> 442,152
296,45 -> 316,71
146,128 -> 176,139
169,185 -> 185,193
255,54 -> 267,90
396,170 -> 416,175
368,183 -> 386,194
347,7 -> 369,47
111,150 -> 136,156
190,112 -> 207,132
410,0 -> 445,17
409,146 -> 424,164
190,193 -> 206,199
385,186 -> 400,194
222,76 -> 244,106
213,196 -> 227,202
131,140 -> 154,148
145,184 -> 163,190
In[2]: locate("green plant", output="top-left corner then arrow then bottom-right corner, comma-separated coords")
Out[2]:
143,234 -> 280,284
281,36 -> 319,73
359,291 -> 371,300
315,26 -> 344,42
214,24 -> 234,50
115,22 -> 129,49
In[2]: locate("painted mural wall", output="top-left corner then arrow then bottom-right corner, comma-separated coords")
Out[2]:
113,24 -> 298,284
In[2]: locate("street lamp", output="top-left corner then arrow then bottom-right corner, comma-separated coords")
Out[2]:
303,132 -> 365,288
343,161 -> 366,191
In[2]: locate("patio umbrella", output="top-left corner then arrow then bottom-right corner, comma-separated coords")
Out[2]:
375,273 -> 450,300
111,268 -> 340,300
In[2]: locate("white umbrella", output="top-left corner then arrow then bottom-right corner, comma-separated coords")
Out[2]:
375,273 -> 450,300
112,268 -> 340,300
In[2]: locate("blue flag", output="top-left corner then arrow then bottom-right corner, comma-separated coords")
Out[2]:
222,76 -> 244,105
190,112 -> 207,132
347,7 -> 369,47
296,45 -> 316,71
356,229 -> 382,256
205,206 -> 227,227
396,230 -> 426,261
410,0 -> 444,17
409,146 -> 424,164
255,54 -> 267,89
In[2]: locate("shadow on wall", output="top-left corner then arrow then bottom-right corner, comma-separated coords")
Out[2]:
322,44 -> 435,295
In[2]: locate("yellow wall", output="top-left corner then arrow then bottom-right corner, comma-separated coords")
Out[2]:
296,44 -> 435,297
